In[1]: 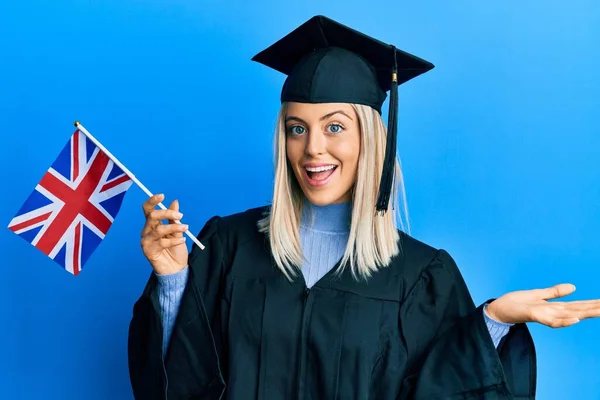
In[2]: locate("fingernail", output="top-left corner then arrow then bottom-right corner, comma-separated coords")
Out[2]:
179,237 -> 186,242
181,224 -> 189,230
175,212 -> 183,218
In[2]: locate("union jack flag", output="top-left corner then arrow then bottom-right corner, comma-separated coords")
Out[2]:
8,129 -> 133,275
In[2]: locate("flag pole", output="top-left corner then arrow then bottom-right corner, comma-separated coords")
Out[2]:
74,121 -> 205,250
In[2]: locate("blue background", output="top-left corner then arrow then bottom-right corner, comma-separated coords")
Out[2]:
1,1 -> 598,398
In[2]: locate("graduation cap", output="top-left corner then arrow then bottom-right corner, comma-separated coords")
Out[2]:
252,15 -> 434,214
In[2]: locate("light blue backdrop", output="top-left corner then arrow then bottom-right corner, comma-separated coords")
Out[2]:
1,1 -> 598,398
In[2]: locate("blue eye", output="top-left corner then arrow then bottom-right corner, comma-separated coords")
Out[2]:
327,123 -> 344,134
287,125 -> 306,135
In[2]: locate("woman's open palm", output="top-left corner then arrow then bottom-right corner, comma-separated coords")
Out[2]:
487,283 -> 600,328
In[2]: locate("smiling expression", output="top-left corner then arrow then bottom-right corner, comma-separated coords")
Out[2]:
285,102 -> 361,205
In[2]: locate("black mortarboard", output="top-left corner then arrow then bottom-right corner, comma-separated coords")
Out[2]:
252,15 -> 434,214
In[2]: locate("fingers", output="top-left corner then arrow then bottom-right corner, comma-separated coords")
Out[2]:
140,195 -> 189,266
168,199 -> 179,214
148,209 -> 184,223
140,209 -> 183,238
577,308 -> 600,320
545,317 -> 581,329
159,237 -> 186,248
167,200 -> 184,238
538,283 -> 577,300
561,299 -> 600,306
142,194 -> 165,217
149,223 -> 189,240
142,195 -> 184,221
141,194 -> 184,237
140,235 -> 186,256
562,300 -> 600,310
141,220 -> 188,241
140,221 -> 188,249
549,300 -> 600,313
565,302 -> 600,321
542,300 -> 600,323
531,306 -> 580,328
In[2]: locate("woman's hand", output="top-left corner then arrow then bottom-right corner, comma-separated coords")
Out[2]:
486,284 -> 600,328
140,194 -> 189,275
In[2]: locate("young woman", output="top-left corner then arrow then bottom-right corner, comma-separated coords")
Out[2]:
128,16 -> 600,400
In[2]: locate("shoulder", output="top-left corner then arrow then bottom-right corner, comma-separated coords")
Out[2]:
196,204 -> 270,252
219,205 -> 269,242
387,230 -> 463,296
396,230 -> 439,268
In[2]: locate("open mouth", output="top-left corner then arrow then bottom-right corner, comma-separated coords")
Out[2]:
304,165 -> 338,186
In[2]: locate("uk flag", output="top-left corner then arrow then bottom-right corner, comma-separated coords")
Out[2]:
8,129 -> 133,275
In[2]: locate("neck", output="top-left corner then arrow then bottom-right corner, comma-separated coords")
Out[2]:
300,198 -> 351,233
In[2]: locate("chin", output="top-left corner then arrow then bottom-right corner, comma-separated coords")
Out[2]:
302,190 -> 348,206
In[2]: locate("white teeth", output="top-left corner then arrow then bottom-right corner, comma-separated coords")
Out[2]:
306,165 -> 336,172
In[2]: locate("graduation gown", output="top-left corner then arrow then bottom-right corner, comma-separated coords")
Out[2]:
128,206 -> 537,399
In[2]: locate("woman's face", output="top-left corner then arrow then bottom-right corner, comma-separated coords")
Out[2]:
285,102 -> 360,205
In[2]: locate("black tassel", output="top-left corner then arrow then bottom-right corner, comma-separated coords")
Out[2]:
376,48 -> 399,214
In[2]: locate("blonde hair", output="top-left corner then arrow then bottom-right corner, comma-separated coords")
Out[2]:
257,103 -> 409,281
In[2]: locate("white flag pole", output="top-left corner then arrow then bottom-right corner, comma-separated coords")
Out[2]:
74,121 -> 205,250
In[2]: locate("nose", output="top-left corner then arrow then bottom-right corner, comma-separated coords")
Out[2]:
305,130 -> 326,156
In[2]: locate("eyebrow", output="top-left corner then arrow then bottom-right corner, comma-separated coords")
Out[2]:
285,116 -> 307,125
320,110 -> 353,121
285,110 -> 354,125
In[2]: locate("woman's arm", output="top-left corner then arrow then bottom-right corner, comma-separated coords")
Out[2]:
483,304 -> 513,348
398,250 -> 536,399
128,211 -> 227,399
156,266 -> 189,357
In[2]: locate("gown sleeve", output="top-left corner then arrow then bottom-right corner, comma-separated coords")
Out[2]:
127,216 -> 227,400
398,249 -> 537,400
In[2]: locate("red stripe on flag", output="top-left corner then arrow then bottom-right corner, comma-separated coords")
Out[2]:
100,174 -> 130,193
81,201 -> 112,233
73,131 -> 80,181
8,211 -> 52,232
36,152 -> 110,255
73,221 -> 81,276
40,171 -> 75,200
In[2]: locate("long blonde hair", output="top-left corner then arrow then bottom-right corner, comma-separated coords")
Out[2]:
257,103 -> 409,281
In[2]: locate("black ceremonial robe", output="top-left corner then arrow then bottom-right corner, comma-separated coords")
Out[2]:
128,206 -> 537,400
